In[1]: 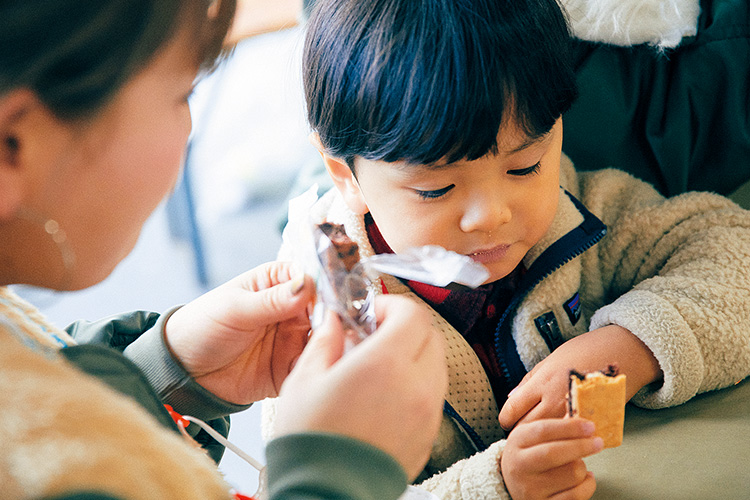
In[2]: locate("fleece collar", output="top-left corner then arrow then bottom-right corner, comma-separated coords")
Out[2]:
561,0 -> 700,48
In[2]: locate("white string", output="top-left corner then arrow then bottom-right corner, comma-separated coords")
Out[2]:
182,415 -> 265,472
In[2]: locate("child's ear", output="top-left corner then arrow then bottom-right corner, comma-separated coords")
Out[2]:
309,133 -> 369,215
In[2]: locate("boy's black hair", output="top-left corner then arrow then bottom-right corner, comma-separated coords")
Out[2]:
303,0 -> 578,169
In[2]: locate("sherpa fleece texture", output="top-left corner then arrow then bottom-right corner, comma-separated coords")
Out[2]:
561,0 -> 700,47
265,155 -> 750,499
0,288 -> 232,500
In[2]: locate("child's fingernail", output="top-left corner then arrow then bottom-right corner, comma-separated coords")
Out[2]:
582,420 -> 596,435
594,437 -> 605,451
290,274 -> 306,295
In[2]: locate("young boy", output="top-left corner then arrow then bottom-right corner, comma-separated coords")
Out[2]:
269,0 -> 750,497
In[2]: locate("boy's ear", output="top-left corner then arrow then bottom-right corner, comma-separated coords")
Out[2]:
0,90 -> 34,219
309,133 -> 369,215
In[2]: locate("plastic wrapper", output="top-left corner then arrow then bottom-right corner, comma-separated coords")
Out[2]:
283,186 -> 490,346
365,245 -> 489,287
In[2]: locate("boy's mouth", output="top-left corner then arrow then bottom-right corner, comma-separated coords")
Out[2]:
468,244 -> 510,264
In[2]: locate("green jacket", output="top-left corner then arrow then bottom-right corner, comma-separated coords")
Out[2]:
562,0 -> 750,197
65,309 -> 243,463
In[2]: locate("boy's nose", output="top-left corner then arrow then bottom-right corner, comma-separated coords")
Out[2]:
459,194 -> 511,234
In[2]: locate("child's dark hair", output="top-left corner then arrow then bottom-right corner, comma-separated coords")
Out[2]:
0,0 -> 236,120
303,0 -> 578,169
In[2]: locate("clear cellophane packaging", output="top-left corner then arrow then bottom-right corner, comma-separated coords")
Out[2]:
283,186 -> 489,347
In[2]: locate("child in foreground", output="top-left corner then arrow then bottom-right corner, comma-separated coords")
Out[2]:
269,0 -> 750,498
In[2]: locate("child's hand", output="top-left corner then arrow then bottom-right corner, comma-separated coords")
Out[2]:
501,418 -> 602,500
499,325 -> 662,430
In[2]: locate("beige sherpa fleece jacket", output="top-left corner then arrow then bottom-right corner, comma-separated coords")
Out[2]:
265,155 -> 750,499
0,288 -> 232,500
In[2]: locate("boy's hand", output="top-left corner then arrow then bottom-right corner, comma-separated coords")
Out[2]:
501,418 -> 602,500
499,325 -> 662,430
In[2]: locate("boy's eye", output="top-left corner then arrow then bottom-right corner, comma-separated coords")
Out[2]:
508,162 -> 541,176
415,185 -> 454,200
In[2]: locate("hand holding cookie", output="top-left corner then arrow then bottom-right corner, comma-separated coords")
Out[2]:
500,324 -> 662,430
501,418 -> 602,500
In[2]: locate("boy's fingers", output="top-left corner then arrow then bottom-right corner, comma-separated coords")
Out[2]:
548,471 -> 597,500
499,385 -> 539,429
537,460 -> 590,496
516,397 -> 570,426
523,436 -> 604,472
512,418 -> 596,448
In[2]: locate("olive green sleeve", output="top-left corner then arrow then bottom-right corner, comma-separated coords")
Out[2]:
266,433 -> 408,500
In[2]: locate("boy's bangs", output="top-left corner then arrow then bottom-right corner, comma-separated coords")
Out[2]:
305,0 -> 578,166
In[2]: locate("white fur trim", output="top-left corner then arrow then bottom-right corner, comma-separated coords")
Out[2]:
561,0 -> 700,48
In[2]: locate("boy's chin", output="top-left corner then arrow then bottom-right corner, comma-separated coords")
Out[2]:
481,261 -> 523,285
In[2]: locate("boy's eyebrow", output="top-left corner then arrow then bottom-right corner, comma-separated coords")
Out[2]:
503,130 -> 554,155
392,159 -> 455,172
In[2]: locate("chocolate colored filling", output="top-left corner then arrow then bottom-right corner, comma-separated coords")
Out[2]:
319,222 -> 360,272
567,365 -> 619,416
